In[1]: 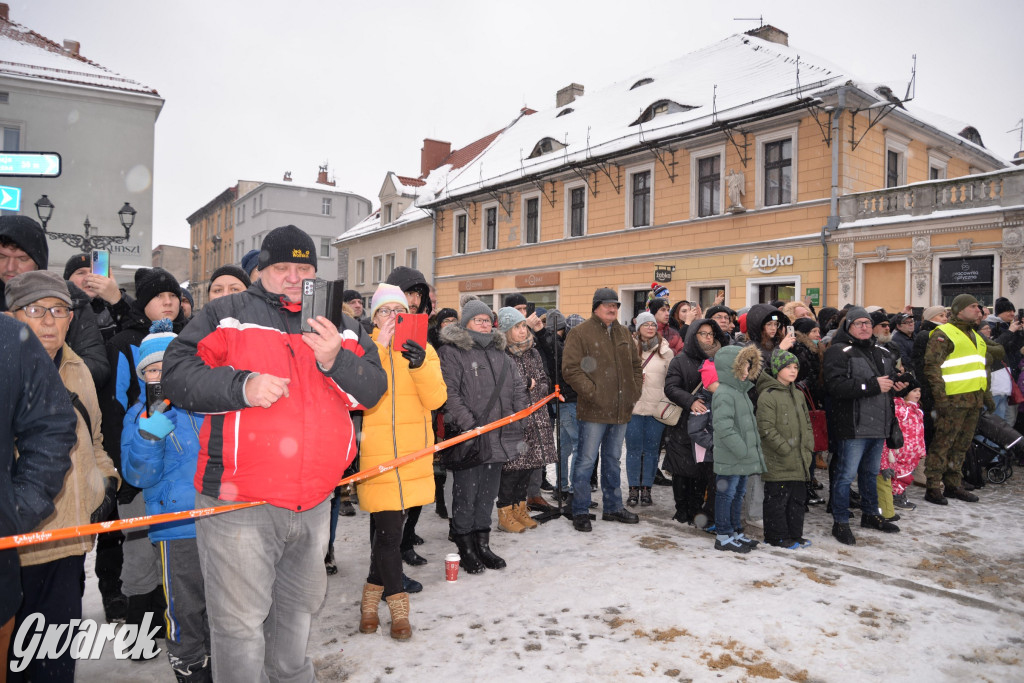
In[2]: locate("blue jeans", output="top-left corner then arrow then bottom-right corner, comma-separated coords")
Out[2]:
714,474 -> 748,537
195,492 -> 330,683
558,402 -> 580,492
832,438 -> 884,524
993,394 -> 1010,424
572,421 -> 628,516
625,415 -> 665,487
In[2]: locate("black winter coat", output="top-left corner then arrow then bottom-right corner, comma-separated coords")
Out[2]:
438,325 -> 528,465
823,327 -> 897,440
662,319 -> 728,477
65,281 -> 111,389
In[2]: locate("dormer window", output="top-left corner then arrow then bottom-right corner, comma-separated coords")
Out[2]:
528,137 -> 566,159
630,78 -> 654,90
630,100 -> 696,126
556,108 -> 574,118
959,126 -> 984,148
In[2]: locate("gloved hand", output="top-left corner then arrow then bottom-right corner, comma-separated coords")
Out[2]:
401,340 -> 426,369
90,476 -> 119,524
139,410 -> 175,440
881,468 -> 895,481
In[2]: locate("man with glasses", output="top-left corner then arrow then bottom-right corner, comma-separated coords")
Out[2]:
889,310 -> 917,370
562,288 -> 643,532
823,307 -> 906,545
704,305 -> 736,339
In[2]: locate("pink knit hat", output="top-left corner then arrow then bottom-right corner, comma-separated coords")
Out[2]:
699,358 -> 719,387
370,283 -> 408,318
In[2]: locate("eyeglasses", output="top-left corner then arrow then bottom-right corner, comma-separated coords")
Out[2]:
696,331 -> 715,338
469,316 -> 493,326
850,320 -> 872,328
18,305 -> 71,319
142,367 -> 162,378
375,307 -> 407,317
876,323 -> 890,329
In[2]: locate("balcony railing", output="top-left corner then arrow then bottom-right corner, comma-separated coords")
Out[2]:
838,167 -> 1024,224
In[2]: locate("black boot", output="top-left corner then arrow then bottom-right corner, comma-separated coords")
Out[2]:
473,529 -> 506,570
173,656 -> 212,682
434,474 -> 448,518
453,533 -> 485,574
626,486 -> 640,507
324,544 -> 338,575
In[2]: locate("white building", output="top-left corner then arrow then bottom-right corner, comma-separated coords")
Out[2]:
233,168 -> 371,282
0,5 -> 163,280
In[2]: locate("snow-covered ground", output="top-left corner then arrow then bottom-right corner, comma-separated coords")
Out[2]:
75,463 -> 1024,682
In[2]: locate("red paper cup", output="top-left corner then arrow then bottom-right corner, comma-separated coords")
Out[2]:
445,553 -> 460,582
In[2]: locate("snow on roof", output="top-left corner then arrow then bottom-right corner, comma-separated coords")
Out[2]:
0,16 -> 160,97
334,202 -> 431,243
237,178 -> 367,200
426,33 -> 1004,204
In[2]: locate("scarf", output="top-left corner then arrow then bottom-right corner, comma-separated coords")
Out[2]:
507,334 -> 535,356
699,338 -> 722,359
468,329 -> 495,348
637,334 -> 660,353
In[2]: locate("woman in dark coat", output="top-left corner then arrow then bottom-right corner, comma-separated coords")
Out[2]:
437,300 -> 528,574
745,303 -> 795,374
663,319 -> 729,526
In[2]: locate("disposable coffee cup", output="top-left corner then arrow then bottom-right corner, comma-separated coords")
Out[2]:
445,553 -> 460,582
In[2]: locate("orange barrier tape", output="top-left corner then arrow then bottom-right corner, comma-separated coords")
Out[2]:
0,388 -> 562,550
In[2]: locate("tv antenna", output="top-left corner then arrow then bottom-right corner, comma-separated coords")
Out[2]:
734,15 -> 764,28
1009,118 -> 1024,153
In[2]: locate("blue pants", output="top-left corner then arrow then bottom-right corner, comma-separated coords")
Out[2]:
832,438 -> 884,524
572,421 -> 628,516
714,474 -> 748,537
625,414 -> 665,487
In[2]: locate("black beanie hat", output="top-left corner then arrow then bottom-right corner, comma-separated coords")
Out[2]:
504,293 -> 528,309
995,297 -> 1015,316
343,289 -> 362,302
793,317 -> 819,335
869,310 -> 890,328
258,225 -> 317,271
0,215 -> 48,271
180,286 -> 194,307
64,253 -> 90,280
208,264 -> 251,293
592,287 -> 620,311
134,267 -> 180,309
647,297 -> 669,315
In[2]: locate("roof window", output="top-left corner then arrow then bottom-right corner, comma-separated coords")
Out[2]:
556,107 -> 574,118
630,78 -> 654,90
630,100 -> 696,126
528,137 -> 566,159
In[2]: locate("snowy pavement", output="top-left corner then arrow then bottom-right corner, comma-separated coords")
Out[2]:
76,463 -> 1024,682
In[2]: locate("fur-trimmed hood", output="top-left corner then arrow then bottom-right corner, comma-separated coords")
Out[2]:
439,323 -> 507,351
715,344 -> 762,392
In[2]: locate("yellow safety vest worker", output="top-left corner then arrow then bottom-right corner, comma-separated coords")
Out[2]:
930,322 -> 987,394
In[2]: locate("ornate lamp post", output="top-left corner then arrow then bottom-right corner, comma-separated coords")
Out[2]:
34,195 -> 138,252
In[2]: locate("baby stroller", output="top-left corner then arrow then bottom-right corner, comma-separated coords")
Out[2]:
964,411 -> 1020,485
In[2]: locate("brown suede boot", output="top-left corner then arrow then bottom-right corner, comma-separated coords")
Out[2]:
359,583 -> 384,633
497,505 -> 526,533
385,592 -> 412,640
514,501 -> 539,529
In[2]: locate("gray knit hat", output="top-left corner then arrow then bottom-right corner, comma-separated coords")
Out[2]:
497,306 -> 526,333
460,299 -> 493,327
635,311 -> 657,328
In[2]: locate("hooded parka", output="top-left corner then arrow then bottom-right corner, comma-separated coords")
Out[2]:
711,345 -> 766,476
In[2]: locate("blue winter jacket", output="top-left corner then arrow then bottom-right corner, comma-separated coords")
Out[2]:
121,402 -> 203,541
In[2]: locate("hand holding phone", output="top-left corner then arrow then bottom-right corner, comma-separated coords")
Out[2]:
393,313 -> 428,351
91,250 -> 110,278
786,325 -> 795,337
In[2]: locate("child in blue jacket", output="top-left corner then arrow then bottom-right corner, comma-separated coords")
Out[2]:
122,319 -> 210,681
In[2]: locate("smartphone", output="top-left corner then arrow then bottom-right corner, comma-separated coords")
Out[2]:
393,313 -> 428,351
300,279 -> 328,333
91,249 -> 110,278
786,325 -> 795,336
1018,308 -> 1024,322
526,302 -> 536,317
145,381 -> 170,416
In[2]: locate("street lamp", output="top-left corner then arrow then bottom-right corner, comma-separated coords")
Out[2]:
34,194 -> 54,230
33,195 -> 139,252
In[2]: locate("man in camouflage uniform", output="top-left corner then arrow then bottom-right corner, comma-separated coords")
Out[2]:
922,294 -> 993,504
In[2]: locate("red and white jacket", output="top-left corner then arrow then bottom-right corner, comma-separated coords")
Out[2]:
162,283 -> 387,511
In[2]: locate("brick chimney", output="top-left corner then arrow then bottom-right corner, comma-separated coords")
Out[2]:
420,139 -> 452,177
63,40 -> 81,56
0,4 -> 9,21
745,25 -> 788,46
316,164 -> 335,186
556,83 -> 584,108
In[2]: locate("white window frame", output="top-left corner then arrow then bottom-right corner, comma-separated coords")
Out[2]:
385,252 -> 396,276
453,210 -> 469,255
481,202 -> 499,251
383,203 -> 393,224
745,275 -> 803,308
355,259 -> 365,286
927,148 -> 950,181
322,197 -> 332,216
625,161 -> 655,228
0,121 -> 23,151
521,192 -> 541,244
372,255 -> 383,284
755,125 -> 799,208
405,247 -> 417,269
563,181 -> 588,238
884,130 -> 911,188
319,237 -> 331,259
689,143 -> 726,218
686,280 -> 729,307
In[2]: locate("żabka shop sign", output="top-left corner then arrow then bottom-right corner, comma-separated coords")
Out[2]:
751,253 -> 795,274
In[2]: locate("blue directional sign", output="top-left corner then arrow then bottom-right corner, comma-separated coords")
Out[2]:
0,152 -> 61,178
0,185 -> 20,211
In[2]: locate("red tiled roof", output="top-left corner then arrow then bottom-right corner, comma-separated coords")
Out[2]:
396,175 -> 426,187
443,130 -> 502,171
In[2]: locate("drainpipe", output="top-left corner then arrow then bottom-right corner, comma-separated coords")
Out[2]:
823,87 -> 846,306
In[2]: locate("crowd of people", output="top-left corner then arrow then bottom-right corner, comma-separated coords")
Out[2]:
1,215 -> 1017,682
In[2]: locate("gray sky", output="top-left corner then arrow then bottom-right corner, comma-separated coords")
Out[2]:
12,0 -> 1024,249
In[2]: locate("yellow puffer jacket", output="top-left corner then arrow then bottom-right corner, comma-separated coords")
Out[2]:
19,345 -> 119,567
357,332 -> 447,513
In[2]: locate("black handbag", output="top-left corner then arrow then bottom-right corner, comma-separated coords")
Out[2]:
886,415 -> 904,450
442,356 -> 509,471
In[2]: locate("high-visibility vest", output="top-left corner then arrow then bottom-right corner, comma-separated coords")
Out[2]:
930,322 -> 987,394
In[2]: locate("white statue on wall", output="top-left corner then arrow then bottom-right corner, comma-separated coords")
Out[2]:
727,169 -> 746,212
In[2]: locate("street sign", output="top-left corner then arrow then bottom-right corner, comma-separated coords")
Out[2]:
654,264 -> 675,283
806,287 -> 820,307
0,185 -> 21,211
0,152 -> 62,178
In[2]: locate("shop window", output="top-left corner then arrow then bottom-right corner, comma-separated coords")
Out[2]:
758,282 -> 796,304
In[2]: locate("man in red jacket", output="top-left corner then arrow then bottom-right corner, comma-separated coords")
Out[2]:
162,225 -> 386,683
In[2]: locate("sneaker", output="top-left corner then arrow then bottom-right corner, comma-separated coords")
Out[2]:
946,486 -> 979,503
807,495 -> 826,505
626,487 -> 640,507
602,509 -> 640,524
702,523 -> 717,535
402,574 -> 423,594
797,538 -> 812,548
832,522 -> 856,545
733,533 -> 759,548
714,537 -> 751,554
766,538 -> 799,549
861,514 -> 900,533
893,492 -> 917,510
924,488 -> 948,505
573,514 -> 592,532
639,487 -> 653,507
